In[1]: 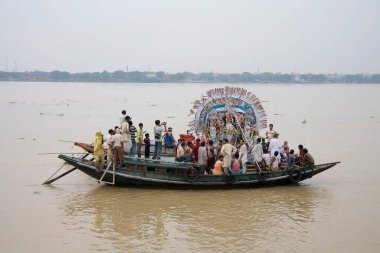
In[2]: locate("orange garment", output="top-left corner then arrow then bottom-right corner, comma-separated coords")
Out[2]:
213,160 -> 223,175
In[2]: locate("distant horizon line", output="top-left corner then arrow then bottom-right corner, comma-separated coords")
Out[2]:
1,69 -> 379,75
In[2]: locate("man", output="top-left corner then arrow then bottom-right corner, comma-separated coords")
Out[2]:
163,127 -> 175,153
212,155 -> 224,175
216,140 -> 223,157
265,123 -> 278,143
206,140 -> 216,174
269,132 -> 281,157
252,138 -> 264,170
152,120 -> 167,160
136,123 -> 144,158
119,110 -> 126,126
220,138 -> 237,175
288,149 -> 295,169
192,139 -> 201,162
128,121 -> 137,157
238,139 -> 248,174
112,129 -> 123,168
105,129 -> 115,166
295,144 -> 304,165
121,116 -> 131,154
176,142 -> 192,162
270,151 -> 280,171
198,141 -> 208,175
302,148 -> 315,167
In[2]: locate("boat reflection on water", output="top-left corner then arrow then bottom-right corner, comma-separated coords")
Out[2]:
62,185 -> 332,252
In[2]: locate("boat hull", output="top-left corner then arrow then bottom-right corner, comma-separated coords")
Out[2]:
58,155 -> 339,188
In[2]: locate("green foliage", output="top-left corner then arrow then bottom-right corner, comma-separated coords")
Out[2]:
0,70 -> 379,84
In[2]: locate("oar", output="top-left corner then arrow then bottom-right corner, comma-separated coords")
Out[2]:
57,140 -> 76,143
42,167 -> 77,185
38,152 -> 85,155
42,153 -> 89,184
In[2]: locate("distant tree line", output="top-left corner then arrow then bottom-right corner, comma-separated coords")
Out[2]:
0,70 -> 379,83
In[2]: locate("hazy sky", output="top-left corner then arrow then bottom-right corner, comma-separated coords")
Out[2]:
0,0 -> 379,73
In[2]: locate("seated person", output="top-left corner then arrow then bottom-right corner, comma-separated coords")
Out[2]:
228,153 -> 243,175
295,144 -> 304,165
185,141 -> 193,160
302,148 -> 315,167
279,153 -> 289,170
212,155 -> 224,175
270,151 -> 280,171
163,127 -> 175,152
176,142 -> 192,162
288,149 -> 295,169
262,152 -> 271,171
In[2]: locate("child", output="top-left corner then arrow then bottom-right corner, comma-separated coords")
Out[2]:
144,133 -> 150,158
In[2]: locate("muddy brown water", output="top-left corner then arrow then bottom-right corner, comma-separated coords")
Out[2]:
0,82 -> 379,252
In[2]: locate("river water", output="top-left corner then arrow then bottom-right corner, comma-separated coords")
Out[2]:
0,82 -> 379,252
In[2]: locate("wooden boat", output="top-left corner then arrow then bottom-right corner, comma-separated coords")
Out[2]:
48,87 -> 340,188
57,154 -> 340,188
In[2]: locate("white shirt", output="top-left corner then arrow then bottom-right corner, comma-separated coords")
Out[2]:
154,125 -> 165,142
105,134 -> 114,148
252,144 -> 263,162
238,144 -> 248,163
266,129 -> 278,142
113,133 -> 122,147
221,143 -> 237,168
263,153 -> 271,166
269,138 -> 281,156
119,114 -> 126,126
198,146 -> 208,165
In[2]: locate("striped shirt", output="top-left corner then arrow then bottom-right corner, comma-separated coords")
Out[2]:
129,125 -> 137,142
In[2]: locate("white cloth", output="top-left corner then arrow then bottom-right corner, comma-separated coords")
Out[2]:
252,144 -> 263,162
113,133 -> 122,147
119,114 -> 126,126
269,138 -> 282,156
266,129 -> 278,142
198,146 -> 208,165
121,121 -> 131,153
105,134 -> 114,149
262,153 -> 271,166
221,143 -> 237,168
238,144 -> 247,163
121,121 -> 130,140
154,125 -> 165,142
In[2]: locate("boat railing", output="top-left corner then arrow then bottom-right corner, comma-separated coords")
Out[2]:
124,156 -> 198,168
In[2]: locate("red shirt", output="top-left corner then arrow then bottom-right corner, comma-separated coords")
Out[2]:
192,143 -> 201,161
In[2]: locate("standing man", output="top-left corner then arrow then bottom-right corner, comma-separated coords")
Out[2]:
105,129 -> 115,166
220,138 -> 237,175
198,141 -> 208,175
112,129 -> 123,168
238,139 -> 248,174
121,116 -> 132,155
152,120 -> 167,160
265,124 -> 278,143
252,138 -> 264,169
136,123 -> 144,158
192,139 -> 201,162
269,132 -> 281,157
119,110 -> 127,126
128,121 -> 137,157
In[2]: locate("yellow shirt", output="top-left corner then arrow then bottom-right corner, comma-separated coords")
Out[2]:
136,128 -> 144,144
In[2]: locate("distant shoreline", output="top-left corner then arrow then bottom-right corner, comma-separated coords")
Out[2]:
1,70 -> 379,84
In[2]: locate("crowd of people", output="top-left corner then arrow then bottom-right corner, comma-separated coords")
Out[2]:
94,110 -> 315,175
